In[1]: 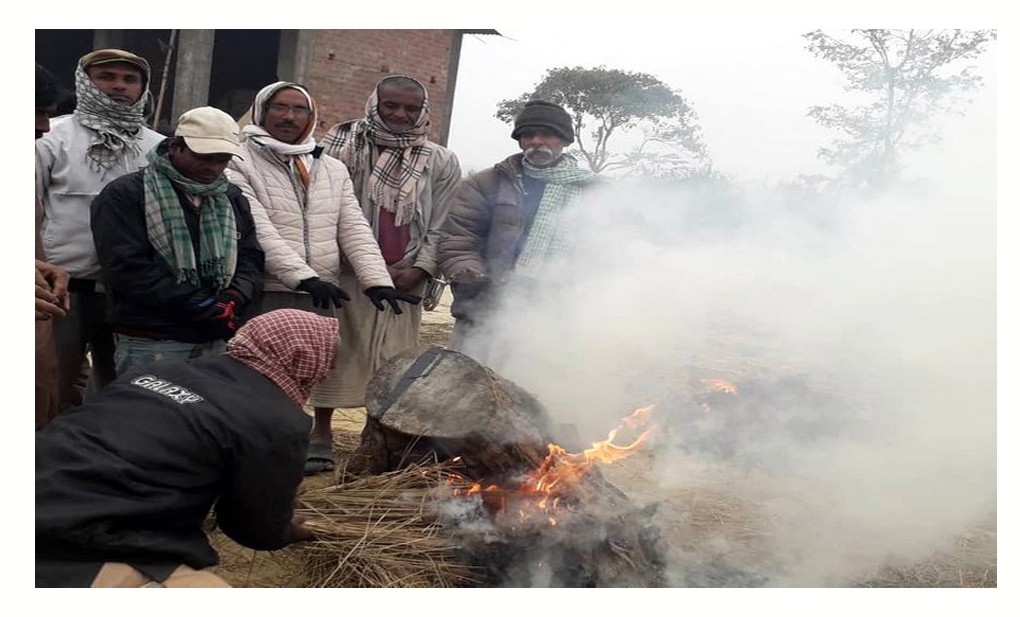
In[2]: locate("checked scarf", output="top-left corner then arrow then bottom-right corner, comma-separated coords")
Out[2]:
227,308 -> 339,406
323,77 -> 432,226
73,64 -> 150,174
515,154 -> 595,272
143,143 -> 237,290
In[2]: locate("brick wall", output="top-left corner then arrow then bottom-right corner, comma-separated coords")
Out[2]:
304,30 -> 456,144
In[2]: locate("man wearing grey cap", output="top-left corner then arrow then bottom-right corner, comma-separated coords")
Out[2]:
437,100 -> 600,359
90,107 -> 264,376
36,49 -> 164,410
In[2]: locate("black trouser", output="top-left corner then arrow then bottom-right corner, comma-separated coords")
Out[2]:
52,280 -> 116,410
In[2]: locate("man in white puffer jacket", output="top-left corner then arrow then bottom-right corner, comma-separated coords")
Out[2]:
226,81 -> 419,475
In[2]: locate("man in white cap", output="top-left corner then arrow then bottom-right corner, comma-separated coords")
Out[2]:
90,106 -> 265,376
36,48 -> 164,410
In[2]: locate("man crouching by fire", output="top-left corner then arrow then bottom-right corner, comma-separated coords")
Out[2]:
35,309 -> 338,587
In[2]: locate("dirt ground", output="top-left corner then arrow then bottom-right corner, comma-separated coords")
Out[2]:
209,290 -> 997,588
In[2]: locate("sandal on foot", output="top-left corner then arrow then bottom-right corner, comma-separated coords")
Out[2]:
303,441 -> 335,476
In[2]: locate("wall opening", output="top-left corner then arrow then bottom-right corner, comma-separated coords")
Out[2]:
209,30 -> 282,119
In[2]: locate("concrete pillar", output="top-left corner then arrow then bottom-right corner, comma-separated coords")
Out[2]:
93,30 -> 124,50
279,29 -> 314,85
440,30 -> 463,147
170,29 -> 216,128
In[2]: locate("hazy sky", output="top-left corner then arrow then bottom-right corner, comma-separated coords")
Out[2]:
447,26 -> 998,184
439,17 -> 1004,602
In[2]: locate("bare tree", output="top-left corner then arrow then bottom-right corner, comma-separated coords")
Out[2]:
804,29 -> 996,189
497,66 -> 708,176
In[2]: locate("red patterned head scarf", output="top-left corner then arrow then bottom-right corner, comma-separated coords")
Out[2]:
226,309 -> 339,405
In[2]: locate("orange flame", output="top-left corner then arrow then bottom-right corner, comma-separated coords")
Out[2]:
452,404 -> 656,525
700,378 -> 738,394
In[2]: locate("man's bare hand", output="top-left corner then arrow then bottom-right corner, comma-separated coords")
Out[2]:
288,513 -> 318,544
35,259 -> 70,320
450,267 -> 486,285
388,266 -> 428,293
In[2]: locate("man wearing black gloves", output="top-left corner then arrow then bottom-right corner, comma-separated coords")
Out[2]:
321,75 -> 462,426
36,309 -> 337,587
225,81 -> 418,474
91,106 -> 264,375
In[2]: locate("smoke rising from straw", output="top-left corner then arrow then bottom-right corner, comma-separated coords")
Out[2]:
458,147 -> 995,585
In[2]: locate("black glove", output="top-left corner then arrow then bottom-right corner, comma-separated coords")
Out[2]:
364,286 -> 422,315
297,277 -> 351,309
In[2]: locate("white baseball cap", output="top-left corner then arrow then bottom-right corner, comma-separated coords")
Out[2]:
174,106 -> 242,158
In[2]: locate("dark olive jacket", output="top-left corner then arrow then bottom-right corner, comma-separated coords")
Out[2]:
437,153 -> 602,322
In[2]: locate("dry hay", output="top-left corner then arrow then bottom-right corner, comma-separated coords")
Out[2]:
326,428 -> 362,479
600,456 -> 774,562
665,486 -> 773,562
210,421 -> 996,588
659,481 -> 996,588
643,481 -> 776,586
272,462 -> 484,588
210,426 -> 481,588
600,454 -> 997,588
855,523 -> 997,588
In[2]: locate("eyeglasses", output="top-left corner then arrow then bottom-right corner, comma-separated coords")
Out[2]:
266,103 -> 312,118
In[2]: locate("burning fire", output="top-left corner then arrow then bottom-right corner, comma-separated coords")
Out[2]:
700,378 -> 738,394
453,405 -> 656,525
698,378 -> 738,413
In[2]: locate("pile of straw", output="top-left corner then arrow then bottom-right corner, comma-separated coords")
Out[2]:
275,462 -> 484,588
856,523 -> 998,588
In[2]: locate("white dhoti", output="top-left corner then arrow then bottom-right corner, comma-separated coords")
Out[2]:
248,290 -> 347,408
317,271 -> 424,408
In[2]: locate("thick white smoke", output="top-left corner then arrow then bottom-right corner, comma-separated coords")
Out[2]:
455,146 -> 995,586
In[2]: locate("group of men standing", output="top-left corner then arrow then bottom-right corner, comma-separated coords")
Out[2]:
34,45 -> 602,587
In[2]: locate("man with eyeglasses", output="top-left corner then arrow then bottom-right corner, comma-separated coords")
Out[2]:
226,81 -> 420,475
36,49 -> 164,411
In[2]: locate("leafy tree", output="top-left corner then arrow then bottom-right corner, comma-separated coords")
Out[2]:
496,66 -> 708,176
804,29 -> 996,189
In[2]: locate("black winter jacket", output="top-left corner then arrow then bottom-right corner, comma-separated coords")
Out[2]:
91,169 -> 264,343
35,355 -> 310,587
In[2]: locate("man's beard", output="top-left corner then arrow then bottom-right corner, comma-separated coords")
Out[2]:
523,146 -> 558,167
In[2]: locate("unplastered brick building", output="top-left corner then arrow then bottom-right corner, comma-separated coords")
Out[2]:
36,29 -> 499,144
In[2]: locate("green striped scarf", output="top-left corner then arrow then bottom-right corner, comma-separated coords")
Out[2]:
516,154 -> 594,272
143,144 -> 237,289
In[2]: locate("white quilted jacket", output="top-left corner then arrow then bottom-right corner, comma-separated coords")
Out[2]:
226,141 -> 393,293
